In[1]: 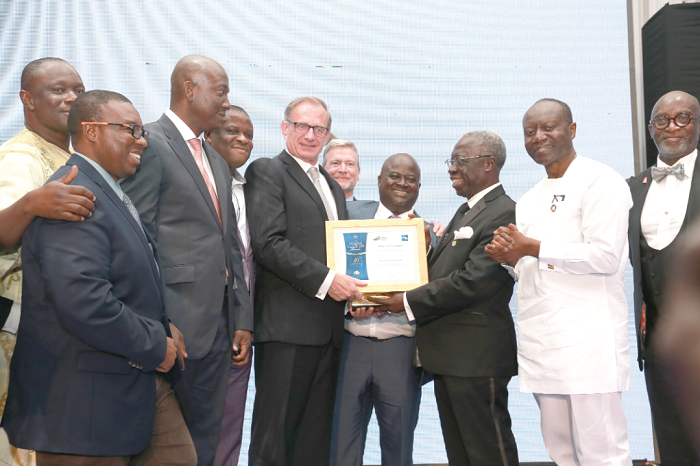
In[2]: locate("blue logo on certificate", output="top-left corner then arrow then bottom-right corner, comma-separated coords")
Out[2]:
344,233 -> 369,280
401,235 -> 408,241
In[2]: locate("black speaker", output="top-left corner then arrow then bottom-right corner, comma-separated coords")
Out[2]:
642,3 -> 700,168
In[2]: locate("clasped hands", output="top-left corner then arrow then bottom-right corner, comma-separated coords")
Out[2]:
485,223 -> 538,266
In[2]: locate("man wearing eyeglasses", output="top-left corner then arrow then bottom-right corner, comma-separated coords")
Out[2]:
245,97 -> 365,466
368,132 -> 519,465
3,90 -> 196,465
121,55 -> 252,466
627,90 -> 700,464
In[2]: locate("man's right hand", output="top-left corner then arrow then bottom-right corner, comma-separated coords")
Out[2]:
31,165 -> 96,221
156,337 -> 177,373
328,274 -> 366,301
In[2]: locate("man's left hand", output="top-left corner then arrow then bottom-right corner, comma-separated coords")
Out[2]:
232,329 -> 252,366
169,322 -> 187,370
366,292 -> 406,313
430,221 -> 446,238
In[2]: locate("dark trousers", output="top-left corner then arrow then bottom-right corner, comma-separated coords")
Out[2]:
182,305 -> 232,466
644,342 -> 700,465
249,341 -> 340,466
36,375 -> 196,466
330,332 -> 422,466
433,375 -> 518,466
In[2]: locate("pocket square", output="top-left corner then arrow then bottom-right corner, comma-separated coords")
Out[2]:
453,226 -> 473,240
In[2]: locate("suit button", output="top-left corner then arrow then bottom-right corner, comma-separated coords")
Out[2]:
651,273 -> 656,278
221,268 -> 226,276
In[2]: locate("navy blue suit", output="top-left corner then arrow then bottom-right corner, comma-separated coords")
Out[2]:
3,154 -> 174,456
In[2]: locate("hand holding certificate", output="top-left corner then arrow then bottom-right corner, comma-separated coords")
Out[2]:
326,218 -> 429,307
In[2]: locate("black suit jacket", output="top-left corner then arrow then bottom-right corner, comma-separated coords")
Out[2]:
4,154 -> 175,455
627,149 -> 700,369
121,114 -> 253,359
405,185 -> 517,378
245,150 -> 348,348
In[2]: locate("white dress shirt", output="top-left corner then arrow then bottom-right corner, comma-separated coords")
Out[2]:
164,109 -> 218,196
231,169 -> 249,251
641,149 -> 697,250
287,153 -> 339,299
348,204 -> 416,339
514,156 -> 632,395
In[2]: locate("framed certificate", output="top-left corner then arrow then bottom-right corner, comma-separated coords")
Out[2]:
325,218 -> 429,293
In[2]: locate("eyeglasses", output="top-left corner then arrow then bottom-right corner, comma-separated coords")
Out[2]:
286,120 -> 329,137
649,113 -> 696,130
444,155 -> 493,168
81,122 -> 149,140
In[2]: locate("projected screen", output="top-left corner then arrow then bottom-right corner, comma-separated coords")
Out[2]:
0,1 -> 649,462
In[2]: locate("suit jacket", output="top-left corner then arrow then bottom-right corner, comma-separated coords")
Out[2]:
405,185 -> 517,378
3,154 -> 171,456
245,150 -> 348,348
627,149 -> 700,369
121,114 -> 253,359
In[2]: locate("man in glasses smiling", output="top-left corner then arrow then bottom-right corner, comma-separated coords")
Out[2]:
628,90 -> 700,464
245,97 -> 364,466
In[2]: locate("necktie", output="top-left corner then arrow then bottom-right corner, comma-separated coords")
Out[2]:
308,166 -> 336,221
389,214 -> 401,219
445,202 -> 470,234
651,163 -> 685,182
123,193 -> 145,235
189,138 -> 222,226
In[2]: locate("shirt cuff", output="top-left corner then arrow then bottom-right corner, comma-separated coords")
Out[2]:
316,269 -> 335,300
501,263 -> 518,281
403,293 -> 415,322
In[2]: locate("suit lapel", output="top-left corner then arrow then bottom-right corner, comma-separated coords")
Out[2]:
205,140 -> 229,233
68,155 -> 162,289
629,168 -> 652,251
280,151 -> 331,221
685,149 -> 700,227
158,115 -> 223,231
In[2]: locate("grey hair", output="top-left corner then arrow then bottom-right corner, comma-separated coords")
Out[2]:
284,97 -> 332,130
461,130 -> 506,169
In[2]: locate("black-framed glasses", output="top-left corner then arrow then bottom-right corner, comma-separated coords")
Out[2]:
286,120 -> 329,137
444,155 -> 493,168
81,122 -> 149,140
649,113 -> 695,130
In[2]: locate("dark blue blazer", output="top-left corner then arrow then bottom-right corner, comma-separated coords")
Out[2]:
3,154 -> 172,456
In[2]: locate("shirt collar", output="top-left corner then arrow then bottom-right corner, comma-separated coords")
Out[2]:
74,152 -> 124,199
287,150 -> 318,174
376,202 -> 414,219
467,182 -> 501,208
656,148 -> 697,180
165,108 -> 199,141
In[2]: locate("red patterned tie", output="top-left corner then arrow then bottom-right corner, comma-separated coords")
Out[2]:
189,138 -> 222,226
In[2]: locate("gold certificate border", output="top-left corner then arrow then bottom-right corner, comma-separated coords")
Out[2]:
325,218 -> 429,293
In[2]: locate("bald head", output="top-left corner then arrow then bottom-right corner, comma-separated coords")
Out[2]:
169,55 -> 231,135
378,153 -> 421,215
649,90 -> 700,164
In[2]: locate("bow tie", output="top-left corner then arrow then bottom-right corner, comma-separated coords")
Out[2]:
651,163 -> 685,182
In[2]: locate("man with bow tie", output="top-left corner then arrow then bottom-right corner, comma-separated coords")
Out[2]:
370,133 -> 519,465
628,90 -> 700,464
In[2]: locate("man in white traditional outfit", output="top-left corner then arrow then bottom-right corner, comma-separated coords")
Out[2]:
486,98 -> 633,466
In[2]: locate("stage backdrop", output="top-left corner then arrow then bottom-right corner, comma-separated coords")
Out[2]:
0,0 -> 649,462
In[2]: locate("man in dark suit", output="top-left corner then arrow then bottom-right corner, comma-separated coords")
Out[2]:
3,90 -> 196,465
371,131 -> 519,465
628,90 -> 700,464
121,55 -> 253,466
331,153 -> 435,466
245,96 -> 365,466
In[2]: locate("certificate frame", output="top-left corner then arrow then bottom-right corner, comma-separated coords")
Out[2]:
325,218 -> 429,293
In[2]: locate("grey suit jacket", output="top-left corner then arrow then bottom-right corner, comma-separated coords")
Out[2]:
121,113 -> 253,359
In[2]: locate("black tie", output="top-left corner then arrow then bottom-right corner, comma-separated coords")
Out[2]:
445,203 -> 470,234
